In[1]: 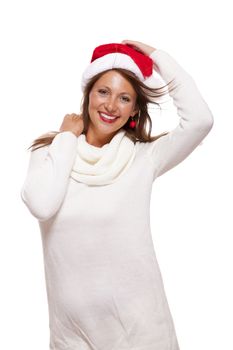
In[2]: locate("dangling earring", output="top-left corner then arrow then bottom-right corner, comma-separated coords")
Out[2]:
129,116 -> 136,128
129,111 -> 140,129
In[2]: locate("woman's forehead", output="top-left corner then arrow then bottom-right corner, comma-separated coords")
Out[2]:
94,70 -> 136,94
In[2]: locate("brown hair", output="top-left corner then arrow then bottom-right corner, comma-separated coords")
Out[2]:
28,68 -> 178,152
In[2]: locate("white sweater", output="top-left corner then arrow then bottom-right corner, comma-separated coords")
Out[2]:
21,49 -> 214,350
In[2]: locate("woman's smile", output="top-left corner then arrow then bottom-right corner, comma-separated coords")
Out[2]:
99,111 -> 120,123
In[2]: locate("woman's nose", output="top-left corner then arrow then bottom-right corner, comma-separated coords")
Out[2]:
104,97 -> 118,113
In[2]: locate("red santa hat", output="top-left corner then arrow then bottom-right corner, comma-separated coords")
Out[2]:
81,43 -> 163,92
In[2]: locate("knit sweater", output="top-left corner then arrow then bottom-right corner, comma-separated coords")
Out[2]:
21,49 -> 214,350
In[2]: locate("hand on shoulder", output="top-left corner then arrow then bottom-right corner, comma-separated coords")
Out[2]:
59,113 -> 84,137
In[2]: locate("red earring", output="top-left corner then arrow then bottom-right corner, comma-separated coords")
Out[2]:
129,116 -> 136,128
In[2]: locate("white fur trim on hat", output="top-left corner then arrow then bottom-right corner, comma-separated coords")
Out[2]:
81,53 -> 147,92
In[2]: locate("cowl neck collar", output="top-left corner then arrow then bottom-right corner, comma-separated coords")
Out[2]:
70,129 -> 136,186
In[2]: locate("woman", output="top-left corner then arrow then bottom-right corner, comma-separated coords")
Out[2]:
21,40 -> 214,350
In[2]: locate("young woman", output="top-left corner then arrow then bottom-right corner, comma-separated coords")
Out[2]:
21,40 -> 214,350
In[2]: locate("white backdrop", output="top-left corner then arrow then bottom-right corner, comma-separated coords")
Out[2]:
0,0 -> 232,349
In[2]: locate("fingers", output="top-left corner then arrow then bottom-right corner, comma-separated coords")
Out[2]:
122,39 -> 139,47
64,113 -> 82,119
71,113 -> 80,120
122,39 -> 138,45
121,40 -> 145,53
122,40 -> 156,56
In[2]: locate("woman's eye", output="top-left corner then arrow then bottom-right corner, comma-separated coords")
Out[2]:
98,90 -> 130,102
121,96 -> 130,102
98,89 -> 107,94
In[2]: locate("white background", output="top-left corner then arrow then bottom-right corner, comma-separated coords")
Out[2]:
0,0 -> 232,349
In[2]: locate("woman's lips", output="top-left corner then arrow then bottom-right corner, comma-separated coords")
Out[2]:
99,112 -> 119,123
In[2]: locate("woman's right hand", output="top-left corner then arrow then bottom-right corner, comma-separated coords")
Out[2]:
59,113 -> 84,137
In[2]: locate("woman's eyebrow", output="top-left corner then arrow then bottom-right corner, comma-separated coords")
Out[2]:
99,86 -> 132,95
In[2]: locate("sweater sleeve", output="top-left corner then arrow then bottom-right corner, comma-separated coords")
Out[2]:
20,131 -> 79,222
146,49 -> 214,180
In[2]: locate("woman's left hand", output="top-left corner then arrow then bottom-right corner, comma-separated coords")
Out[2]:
121,40 -> 156,56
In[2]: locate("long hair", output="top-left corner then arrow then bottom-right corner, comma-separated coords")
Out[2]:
28,68 -> 178,152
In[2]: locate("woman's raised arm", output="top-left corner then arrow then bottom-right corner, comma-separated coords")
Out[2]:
146,49 -> 214,180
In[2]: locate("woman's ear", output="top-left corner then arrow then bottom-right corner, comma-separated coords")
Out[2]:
131,106 -> 139,117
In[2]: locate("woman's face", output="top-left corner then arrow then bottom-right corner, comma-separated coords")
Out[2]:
87,70 -> 138,138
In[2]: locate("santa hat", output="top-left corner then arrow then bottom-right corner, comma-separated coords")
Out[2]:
81,43 -> 164,92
